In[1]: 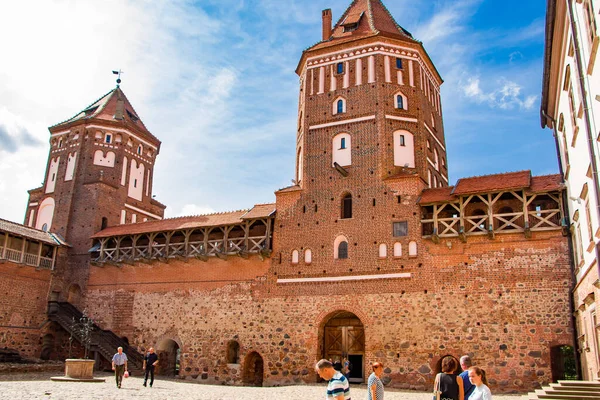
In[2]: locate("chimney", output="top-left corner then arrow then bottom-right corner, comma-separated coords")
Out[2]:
322,9 -> 332,41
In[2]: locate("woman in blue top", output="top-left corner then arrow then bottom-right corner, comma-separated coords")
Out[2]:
468,367 -> 492,400
367,362 -> 384,400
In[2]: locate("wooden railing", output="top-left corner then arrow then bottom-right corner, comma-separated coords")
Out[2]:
421,191 -> 564,240
92,219 -> 273,264
0,246 -> 55,270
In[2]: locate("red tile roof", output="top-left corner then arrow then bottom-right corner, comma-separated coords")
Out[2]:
418,187 -> 456,204
51,88 -> 160,146
528,174 -> 563,193
418,172 -> 563,204
91,204 -> 276,239
0,218 -> 66,246
241,203 -> 276,220
452,171 -> 531,196
276,185 -> 302,194
308,0 -> 416,52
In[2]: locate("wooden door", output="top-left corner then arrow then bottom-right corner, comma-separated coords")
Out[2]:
324,326 -> 365,381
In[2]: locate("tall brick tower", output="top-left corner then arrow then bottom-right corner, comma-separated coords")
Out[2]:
25,85 -> 166,294
273,0 -> 447,284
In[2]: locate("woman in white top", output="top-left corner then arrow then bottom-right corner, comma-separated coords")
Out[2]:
468,367 -> 492,400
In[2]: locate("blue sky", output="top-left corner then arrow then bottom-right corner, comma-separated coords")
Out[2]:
0,0 -> 556,222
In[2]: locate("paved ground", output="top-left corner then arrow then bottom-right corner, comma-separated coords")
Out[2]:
0,372 -> 527,399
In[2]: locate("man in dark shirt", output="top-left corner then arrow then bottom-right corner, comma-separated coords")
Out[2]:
143,347 -> 159,387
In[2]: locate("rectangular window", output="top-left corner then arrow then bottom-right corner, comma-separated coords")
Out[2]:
396,58 -> 403,69
399,135 -> 406,146
337,62 -> 344,74
134,179 -> 137,188
105,134 -> 112,144
576,223 -> 584,264
586,196 -> 593,242
393,221 -> 408,237
584,0 -> 597,46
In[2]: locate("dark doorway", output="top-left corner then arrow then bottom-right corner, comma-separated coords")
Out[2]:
40,334 -> 55,360
157,339 -> 180,376
551,345 -> 577,381
242,351 -> 264,387
348,354 -> 363,380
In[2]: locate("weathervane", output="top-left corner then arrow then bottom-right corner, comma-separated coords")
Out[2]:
112,69 -> 124,87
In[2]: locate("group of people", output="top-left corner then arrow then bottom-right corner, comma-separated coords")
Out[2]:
111,346 -> 159,389
314,354 -> 492,400
433,355 -> 492,400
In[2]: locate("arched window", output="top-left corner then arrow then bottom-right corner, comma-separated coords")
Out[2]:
338,241 -> 348,259
341,193 -> 352,219
408,241 -> 418,257
393,242 -> 402,257
334,235 -> 349,260
291,250 -> 299,264
297,146 -> 303,183
428,170 -> 432,187
305,249 -> 312,264
434,149 -> 439,170
58,138 -> 63,148
333,97 -> 346,115
378,243 -> 387,258
394,92 -> 408,110
393,130 -> 414,168
332,133 -> 351,167
41,223 -> 48,232
227,340 -> 240,364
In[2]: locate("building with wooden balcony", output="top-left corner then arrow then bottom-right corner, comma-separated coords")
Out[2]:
0,218 -> 66,270
419,171 -> 565,241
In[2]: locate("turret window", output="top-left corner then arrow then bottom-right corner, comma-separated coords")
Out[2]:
332,133 -> 351,166
394,92 -> 408,110
338,241 -> 348,259
396,58 -> 403,69
334,235 -> 349,260
341,193 -> 352,219
137,144 -> 143,155
105,134 -> 112,144
336,62 -> 344,74
333,97 -> 347,115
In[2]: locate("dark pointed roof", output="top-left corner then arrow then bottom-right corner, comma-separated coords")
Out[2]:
50,87 -> 160,146
308,0 -> 417,52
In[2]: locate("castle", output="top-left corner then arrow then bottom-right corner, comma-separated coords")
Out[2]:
0,0 -> 575,392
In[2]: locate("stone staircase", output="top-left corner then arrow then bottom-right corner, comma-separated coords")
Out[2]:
47,301 -> 144,375
525,381 -> 600,399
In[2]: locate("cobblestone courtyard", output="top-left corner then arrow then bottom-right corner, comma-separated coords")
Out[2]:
0,373 -> 526,399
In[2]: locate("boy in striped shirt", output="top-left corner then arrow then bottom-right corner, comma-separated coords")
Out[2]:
315,359 -> 351,400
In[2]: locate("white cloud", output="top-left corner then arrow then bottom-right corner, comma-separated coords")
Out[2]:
462,77 -> 537,110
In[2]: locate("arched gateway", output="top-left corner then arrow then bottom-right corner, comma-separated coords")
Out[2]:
320,311 -> 365,383
242,351 -> 264,387
156,338 -> 180,376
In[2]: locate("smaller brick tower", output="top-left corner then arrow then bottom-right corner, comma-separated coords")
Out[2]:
25,85 -> 165,293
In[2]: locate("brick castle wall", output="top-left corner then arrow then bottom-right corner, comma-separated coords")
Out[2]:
83,231 -> 572,393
